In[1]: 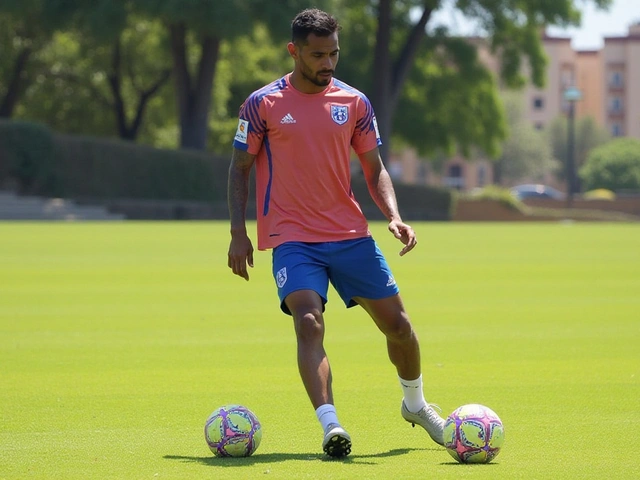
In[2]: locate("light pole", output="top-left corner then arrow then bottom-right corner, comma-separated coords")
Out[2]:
563,86 -> 582,207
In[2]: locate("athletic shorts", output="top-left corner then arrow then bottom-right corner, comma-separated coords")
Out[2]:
271,237 -> 400,315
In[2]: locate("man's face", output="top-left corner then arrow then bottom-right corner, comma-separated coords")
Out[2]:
291,32 -> 340,89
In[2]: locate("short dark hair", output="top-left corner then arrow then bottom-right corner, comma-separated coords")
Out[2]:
291,9 -> 340,44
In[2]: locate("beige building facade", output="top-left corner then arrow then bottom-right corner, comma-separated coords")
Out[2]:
602,22 -> 640,138
390,23 -> 640,191
530,22 -> 640,138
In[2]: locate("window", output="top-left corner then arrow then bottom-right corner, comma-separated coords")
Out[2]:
561,70 -> 574,88
533,97 -> 544,109
611,123 -> 623,137
611,123 -> 624,137
609,97 -> 623,114
477,165 -> 486,188
610,72 -> 623,88
444,164 -> 465,190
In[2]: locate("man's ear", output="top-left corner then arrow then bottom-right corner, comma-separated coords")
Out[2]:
287,42 -> 298,60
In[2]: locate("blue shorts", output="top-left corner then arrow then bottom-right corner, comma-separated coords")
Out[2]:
271,237 -> 400,315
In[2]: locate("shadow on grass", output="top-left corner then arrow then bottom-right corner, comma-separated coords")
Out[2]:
440,461 -> 501,467
165,447 -> 427,466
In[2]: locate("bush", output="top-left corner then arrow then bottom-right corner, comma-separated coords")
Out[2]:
350,176 -> 454,221
461,185 -> 527,212
579,138 -> 640,192
53,134 -> 228,202
0,120 -> 452,220
0,120 -> 57,195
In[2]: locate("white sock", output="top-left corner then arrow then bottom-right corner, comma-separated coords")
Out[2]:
316,404 -> 340,432
399,375 -> 428,413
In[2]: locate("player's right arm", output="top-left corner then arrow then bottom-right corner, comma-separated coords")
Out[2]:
227,147 -> 257,281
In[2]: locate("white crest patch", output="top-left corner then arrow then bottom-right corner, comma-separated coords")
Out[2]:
276,267 -> 287,288
331,105 -> 349,125
234,119 -> 249,144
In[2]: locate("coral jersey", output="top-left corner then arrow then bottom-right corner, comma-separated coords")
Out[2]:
233,73 -> 382,250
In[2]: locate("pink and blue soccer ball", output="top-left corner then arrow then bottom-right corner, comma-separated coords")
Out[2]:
443,404 -> 505,464
204,405 -> 262,457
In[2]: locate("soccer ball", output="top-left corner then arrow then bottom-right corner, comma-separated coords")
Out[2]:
204,405 -> 262,457
443,404 -> 505,464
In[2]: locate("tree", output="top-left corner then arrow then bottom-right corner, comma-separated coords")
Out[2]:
547,115 -> 610,190
14,21 -> 173,142
104,25 -> 172,141
209,24 -> 290,155
494,92 -> 558,185
137,0 -> 332,150
3,1 -> 173,142
336,0 -> 612,160
580,138 -> 640,192
0,1 -> 54,118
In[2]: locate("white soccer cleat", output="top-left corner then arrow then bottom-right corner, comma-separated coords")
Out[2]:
401,401 -> 445,446
322,424 -> 352,458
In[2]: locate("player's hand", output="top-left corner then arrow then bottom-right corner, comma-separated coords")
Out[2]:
388,219 -> 417,256
228,232 -> 254,281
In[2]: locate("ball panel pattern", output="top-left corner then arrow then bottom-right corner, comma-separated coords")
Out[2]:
204,405 -> 262,457
443,404 -> 504,464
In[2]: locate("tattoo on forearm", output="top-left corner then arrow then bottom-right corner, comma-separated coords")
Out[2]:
228,149 -> 255,227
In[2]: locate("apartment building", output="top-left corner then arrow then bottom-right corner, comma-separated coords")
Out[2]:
388,22 -> 640,191
531,22 -> 640,138
602,22 -> 640,138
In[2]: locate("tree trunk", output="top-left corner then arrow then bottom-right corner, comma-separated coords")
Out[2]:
493,159 -> 503,186
371,0 -> 392,161
108,40 -> 129,139
371,1 -> 433,162
107,39 -> 171,141
127,69 -> 171,140
0,47 -> 32,118
169,23 -> 220,150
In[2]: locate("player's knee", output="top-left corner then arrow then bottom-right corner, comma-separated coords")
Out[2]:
293,309 -> 324,343
384,315 -> 414,343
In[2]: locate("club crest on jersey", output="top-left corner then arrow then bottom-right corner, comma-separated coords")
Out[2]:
331,105 -> 349,125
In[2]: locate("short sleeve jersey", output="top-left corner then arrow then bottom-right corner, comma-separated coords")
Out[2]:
233,74 -> 382,251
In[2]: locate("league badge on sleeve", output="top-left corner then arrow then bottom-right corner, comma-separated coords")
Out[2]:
372,116 -> 381,139
234,119 -> 249,144
331,105 -> 349,125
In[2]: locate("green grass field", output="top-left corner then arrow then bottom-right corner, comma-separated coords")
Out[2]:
1,221 -> 639,479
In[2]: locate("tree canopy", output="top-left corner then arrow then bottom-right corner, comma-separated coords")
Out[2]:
335,0 -> 612,159
580,138 -> 640,192
494,91 -> 558,185
1,0 -> 614,160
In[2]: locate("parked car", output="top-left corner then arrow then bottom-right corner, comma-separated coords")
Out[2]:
510,184 -> 565,200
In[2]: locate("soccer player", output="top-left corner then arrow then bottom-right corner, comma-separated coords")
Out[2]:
227,8 -> 444,458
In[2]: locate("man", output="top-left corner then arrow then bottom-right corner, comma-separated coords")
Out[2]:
227,8 -> 444,458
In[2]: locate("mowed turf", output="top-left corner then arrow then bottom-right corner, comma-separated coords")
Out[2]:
1,221 -> 639,479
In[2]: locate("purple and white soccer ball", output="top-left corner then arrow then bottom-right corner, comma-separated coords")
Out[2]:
443,403 -> 505,464
204,404 -> 262,457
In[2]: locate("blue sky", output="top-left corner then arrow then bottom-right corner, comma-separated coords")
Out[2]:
429,0 -> 640,50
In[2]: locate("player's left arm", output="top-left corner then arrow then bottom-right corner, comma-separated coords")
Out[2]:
358,147 -> 417,256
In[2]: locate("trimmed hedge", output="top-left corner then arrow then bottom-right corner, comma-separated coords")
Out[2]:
53,134 -> 228,202
0,120 -> 228,202
351,175 -> 453,221
0,119 -> 57,195
0,120 -> 453,220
